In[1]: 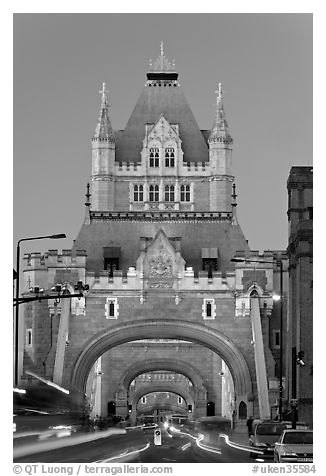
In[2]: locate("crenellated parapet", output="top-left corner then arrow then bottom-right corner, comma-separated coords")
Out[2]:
22,249 -> 87,293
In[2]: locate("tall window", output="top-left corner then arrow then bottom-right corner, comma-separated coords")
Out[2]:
164,185 -> 175,202
133,184 -> 144,202
105,297 -> 119,319
149,185 -> 159,202
180,185 -> 191,202
26,329 -> 32,347
149,148 -> 159,167
202,299 -> 216,320
165,148 -> 175,167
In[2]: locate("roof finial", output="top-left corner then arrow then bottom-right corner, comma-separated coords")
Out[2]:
99,82 -> 109,107
160,41 -> 164,56
218,82 -> 222,99
214,82 -> 223,107
85,182 -> 91,207
231,182 -> 238,225
84,183 -> 91,225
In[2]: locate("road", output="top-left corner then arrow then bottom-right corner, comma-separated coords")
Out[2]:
14,424 -> 256,463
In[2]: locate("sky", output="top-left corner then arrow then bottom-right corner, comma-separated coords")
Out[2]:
13,12 -> 312,257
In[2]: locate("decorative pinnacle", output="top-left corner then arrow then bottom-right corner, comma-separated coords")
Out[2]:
99,82 -> 109,107
214,82 -> 223,109
148,42 -> 176,73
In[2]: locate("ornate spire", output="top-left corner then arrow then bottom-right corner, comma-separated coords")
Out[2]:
93,82 -> 115,142
209,82 -> 233,144
148,42 -> 176,73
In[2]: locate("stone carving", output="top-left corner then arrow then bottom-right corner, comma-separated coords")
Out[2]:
149,253 -> 173,276
148,282 -> 173,289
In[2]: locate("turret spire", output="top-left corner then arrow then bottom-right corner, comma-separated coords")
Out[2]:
208,82 -> 233,144
93,82 -> 115,142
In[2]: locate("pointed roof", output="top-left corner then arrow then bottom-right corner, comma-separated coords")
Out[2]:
115,45 -> 209,163
93,82 -> 115,142
209,83 -> 233,144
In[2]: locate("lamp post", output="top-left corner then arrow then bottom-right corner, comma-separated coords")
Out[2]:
14,233 -> 66,387
231,256 -> 284,421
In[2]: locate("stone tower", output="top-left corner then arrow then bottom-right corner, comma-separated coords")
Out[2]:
21,44 -> 286,424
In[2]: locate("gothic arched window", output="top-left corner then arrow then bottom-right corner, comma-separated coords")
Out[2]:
164,185 -> 175,202
149,184 -> 159,202
165,148 -> 175,167
133,184 -> 144,202
149,147 -> 159,167
180,184 -> 191,202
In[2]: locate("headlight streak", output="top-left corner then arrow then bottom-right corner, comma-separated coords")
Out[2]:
169,427 -> 221,455
13,387 -> 26,394
219,434 -> 264,455
94,442 -> 150,463
181,442 -> 191,451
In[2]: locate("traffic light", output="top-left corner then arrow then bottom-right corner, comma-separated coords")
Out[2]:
128,405 -> 132,413
188,404 -> 192,413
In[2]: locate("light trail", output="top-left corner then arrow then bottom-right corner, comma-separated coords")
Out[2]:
181,442 -> 191,451
95,442 -> 150,462
170,426 -> 221,455
219,433 -> 264,455
25,370 -> 70,394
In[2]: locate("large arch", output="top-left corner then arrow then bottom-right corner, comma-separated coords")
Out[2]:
70,319 -> 252,400
131,384 -> 194,408
120,358 -> 206,393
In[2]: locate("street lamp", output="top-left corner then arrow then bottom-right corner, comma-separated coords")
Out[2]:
231,256 -> 284,421
14,233 -> 66,387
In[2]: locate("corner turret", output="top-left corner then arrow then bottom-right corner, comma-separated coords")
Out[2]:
208,83 -> 234,212
91,82 -> 116,211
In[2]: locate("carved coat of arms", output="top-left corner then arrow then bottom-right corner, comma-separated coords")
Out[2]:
149,253 -> 173,276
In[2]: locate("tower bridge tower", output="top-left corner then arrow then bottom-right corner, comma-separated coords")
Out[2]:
22,44 -> 287,424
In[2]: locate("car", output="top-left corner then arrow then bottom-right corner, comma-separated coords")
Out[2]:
249,421 -> 287,458
274,429 -> 313,463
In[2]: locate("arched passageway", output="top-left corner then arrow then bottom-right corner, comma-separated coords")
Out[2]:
70,320 -> 252,412
131,384 -> 194,409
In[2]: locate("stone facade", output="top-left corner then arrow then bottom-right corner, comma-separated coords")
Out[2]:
287,166 -> 313,427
